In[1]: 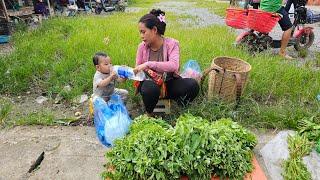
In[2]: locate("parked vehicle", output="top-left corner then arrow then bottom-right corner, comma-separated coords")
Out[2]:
229,0 -> 315,52
95,0 -> 127,14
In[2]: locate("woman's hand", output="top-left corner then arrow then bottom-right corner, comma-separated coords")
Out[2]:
133,63 -> 148,74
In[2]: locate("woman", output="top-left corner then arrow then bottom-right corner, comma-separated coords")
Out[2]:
133,9 -> 199,115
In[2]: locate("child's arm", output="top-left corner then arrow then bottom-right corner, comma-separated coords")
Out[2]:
97,71 -> 117,88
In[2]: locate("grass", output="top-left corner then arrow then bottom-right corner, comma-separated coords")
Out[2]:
315,52 -> 320,67
8,111 -> 79,126
0,96 -> 79,127
0,0 -> 319,128
0,99 -> 12,127
195,0 -> 229,17
129,0 -> 161,7
13,111 -> 56,126
179,0 -> 229,17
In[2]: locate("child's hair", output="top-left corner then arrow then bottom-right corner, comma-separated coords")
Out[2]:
139,9 -> 166,35
93,52 -> 108,66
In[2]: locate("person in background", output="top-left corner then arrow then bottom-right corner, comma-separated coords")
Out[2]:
260,0 -> 294,59
34,0 -> 49,17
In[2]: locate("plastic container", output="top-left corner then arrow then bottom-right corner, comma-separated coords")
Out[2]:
0,35 -> 9,44
238,1 -> 246,8
112,65 -> 145,81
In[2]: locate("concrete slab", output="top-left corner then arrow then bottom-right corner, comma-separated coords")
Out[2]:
0,126 -> 108,180
260,130 -> 295,180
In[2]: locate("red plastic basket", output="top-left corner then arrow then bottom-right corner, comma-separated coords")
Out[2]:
247,9 -> 281,33
225,8 -> 248,29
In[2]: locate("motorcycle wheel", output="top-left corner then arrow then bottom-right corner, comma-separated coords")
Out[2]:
118,5 -> 125,12
258,35 -> 273,52
238,33 -> 258,52
95,7 -> 102,14
294,31 -> 315,51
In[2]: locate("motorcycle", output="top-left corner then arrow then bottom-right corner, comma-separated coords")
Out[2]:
235,0 -> 315,52
95,0 -> 126,14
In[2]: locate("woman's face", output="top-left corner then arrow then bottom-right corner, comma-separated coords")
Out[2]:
138,22 -> 157,45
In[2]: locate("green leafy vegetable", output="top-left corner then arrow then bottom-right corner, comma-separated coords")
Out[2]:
298,117 -> 320,142
316,139 -> 320,154
103,114 -> 257,180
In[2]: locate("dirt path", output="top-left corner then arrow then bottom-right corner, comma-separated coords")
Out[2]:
0,126 -> 107,180
154,1 -> 225,27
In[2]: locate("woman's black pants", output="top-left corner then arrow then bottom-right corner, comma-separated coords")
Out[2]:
138,78 -> 199,113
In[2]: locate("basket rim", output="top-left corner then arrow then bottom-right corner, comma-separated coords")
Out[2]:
248,8 -> 281,18
212,56 -> 252,73
226,7 -> 248,11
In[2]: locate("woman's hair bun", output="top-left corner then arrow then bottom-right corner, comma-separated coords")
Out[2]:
139,9 -> 166,35
149,9 -> 165,17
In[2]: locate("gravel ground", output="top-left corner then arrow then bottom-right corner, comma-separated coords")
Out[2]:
154,1 -> 225,28
0,43 -> 14,56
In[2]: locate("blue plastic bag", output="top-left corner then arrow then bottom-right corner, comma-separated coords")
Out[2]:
93,94 -> 131,147
180,59 -> 202,82
307,9 -> 320,24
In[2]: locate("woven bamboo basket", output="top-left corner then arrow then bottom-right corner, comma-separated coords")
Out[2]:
201,56 -> 251,102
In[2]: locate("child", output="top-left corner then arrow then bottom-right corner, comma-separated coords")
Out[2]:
92,52 -> 128,102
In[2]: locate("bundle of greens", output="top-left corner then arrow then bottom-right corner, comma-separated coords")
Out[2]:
282,134 -> 313,180
103,114 -> 257,180
282,117 -> 320,179
283,158 -> 312,180
298,117 -> 320,142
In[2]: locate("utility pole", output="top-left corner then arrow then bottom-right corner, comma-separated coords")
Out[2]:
46,0 -> 52,16
1,0 -> 10,21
